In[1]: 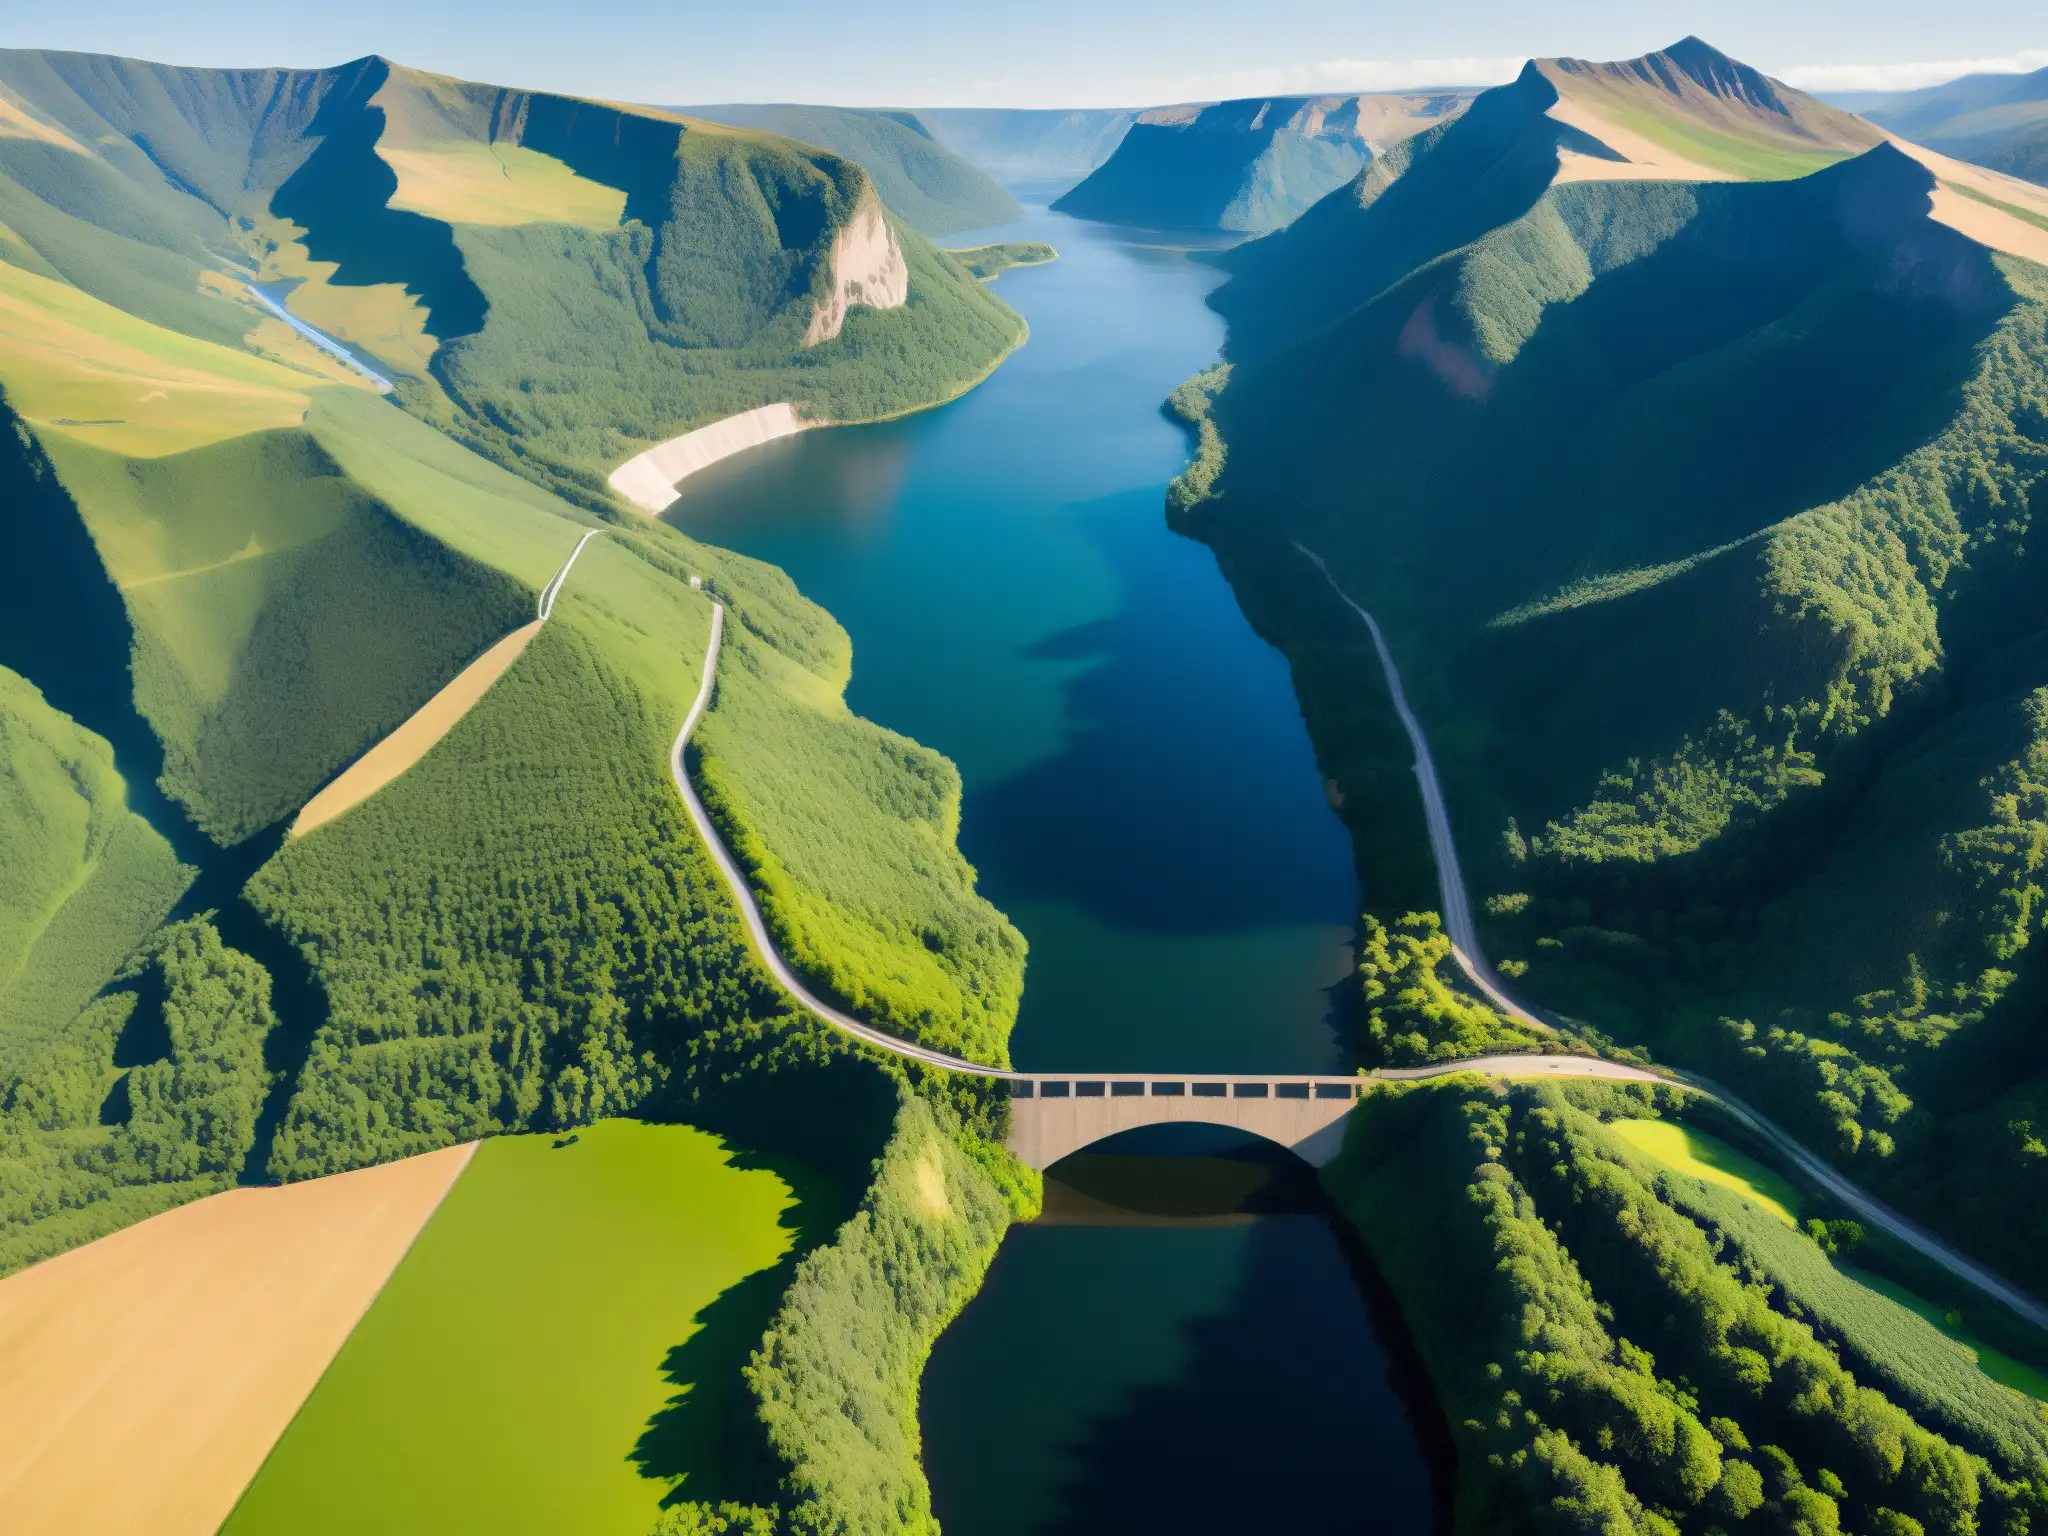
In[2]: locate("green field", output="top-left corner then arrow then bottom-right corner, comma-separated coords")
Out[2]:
1614,1108 -> 2048,1409
942,242 -> 1058,281
1610,1115 -> 1802,1226
222,1120 -> 806,1536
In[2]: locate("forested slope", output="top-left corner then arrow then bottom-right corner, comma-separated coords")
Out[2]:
1179,39 -> 2048,1298
1331,1078 -> 2048,1535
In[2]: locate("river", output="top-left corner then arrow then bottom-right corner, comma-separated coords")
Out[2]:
667,197 -> 1439,1534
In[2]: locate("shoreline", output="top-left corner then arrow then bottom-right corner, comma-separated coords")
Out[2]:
605,319 -> 1030,517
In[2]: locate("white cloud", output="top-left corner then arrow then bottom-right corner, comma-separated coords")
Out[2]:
1777,49 -> 2048,94
1067,54 -> 1528,108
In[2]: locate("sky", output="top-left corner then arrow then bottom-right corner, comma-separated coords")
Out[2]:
9,0 -> 2047,108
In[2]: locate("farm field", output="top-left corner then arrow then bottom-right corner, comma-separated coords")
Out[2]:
220,1119 -> 808,1536
0,1143 -> 474,1536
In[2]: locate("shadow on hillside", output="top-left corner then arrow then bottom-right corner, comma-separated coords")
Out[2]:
1034,1211 -> 1445,1536
630,1145 -> 855,1510
0,389 -> 337,1184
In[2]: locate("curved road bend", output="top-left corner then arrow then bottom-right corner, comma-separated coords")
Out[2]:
670,602 -> 1028,1079
539,529 -> 604,621
1293,541 -> 2048,1332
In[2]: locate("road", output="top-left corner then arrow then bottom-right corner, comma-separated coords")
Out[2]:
663,575 -> 2048,1330
1293,541 -> 1550,1033
538,529 -> 603,621
669,603 -> 1029,1080
1294,541 -> 2048,1332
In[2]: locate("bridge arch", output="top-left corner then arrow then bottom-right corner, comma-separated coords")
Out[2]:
1005,1075 -> 1363,1171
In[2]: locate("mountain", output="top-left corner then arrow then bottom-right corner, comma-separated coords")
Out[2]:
1179,28 -> 2048,1324
1051,91 -> 1474,234
1172,34 -> 2048,1532
674,102 -> 1024,233
0,52 -> 1026,513
1840,67 -> 2048,186
0,48 -> 1031,1532
912,107 -> 1138,184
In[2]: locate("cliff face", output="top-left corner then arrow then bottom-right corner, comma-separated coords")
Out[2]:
805,188 -> 909,344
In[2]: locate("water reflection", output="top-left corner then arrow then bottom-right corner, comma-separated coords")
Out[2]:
921,1132 -> 1442,1536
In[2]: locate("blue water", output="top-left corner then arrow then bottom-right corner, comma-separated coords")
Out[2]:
668,204 -> 1359,1074
669,200 -> 1434,1534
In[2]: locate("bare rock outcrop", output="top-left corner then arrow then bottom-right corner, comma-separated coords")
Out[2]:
804,190 -> 908,345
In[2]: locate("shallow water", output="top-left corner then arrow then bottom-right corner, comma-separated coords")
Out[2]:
668,200 -> 1435,1533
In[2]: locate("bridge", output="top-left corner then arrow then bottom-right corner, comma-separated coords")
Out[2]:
1004,1056 -> 1669,1168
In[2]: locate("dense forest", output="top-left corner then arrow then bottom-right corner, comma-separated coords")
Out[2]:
1329,1078 -> 2048,1535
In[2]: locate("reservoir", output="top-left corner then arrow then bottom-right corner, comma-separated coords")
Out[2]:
668,199 -> 1437,1533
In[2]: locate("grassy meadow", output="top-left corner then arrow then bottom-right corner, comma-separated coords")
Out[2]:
379,141 -> 630,228
0,259 -> 330,458
1609,1116 -> 1804,1227
220,1120 -> 810,1536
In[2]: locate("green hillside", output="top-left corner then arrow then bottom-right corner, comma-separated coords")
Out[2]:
1181,37 -> 2048,1301
677,104 -> 1023,234
0,658 -> 293,1271
1847,68 -> 2048,187
1052,91 -> 1473,235
0,50 -> 1027,514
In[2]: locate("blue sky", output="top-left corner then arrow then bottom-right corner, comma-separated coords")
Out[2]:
11,0 -> 2046,107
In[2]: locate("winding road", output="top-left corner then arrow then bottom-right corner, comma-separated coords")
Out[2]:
1294,541 -> 1549,1033
662,564 -> 2048,1331
669,604 -> 1028,1080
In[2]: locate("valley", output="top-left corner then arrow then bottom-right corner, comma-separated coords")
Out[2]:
2,22 -> 2048,1536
